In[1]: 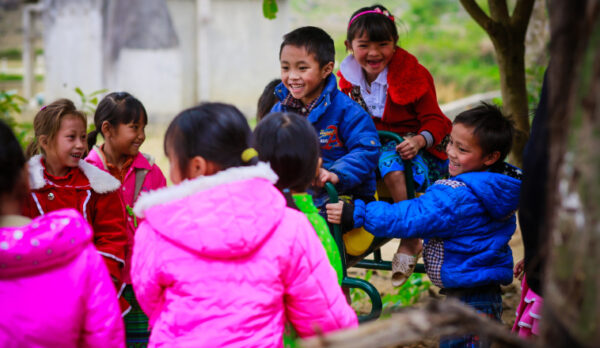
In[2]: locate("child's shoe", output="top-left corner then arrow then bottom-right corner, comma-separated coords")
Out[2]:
391,252 -> 418,287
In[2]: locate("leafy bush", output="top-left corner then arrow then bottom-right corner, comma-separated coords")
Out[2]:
0,91 -> 33,149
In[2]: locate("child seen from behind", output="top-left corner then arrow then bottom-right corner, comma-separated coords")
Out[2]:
86,92 -> 166,347
338,4 -> 453,286
271,26 -> 380,207
23,99 -> 129,314
327,103 -> 521,347
131,103 -> 357,347
0,120 -> 124,348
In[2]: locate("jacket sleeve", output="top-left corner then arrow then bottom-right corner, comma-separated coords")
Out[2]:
90,191 -> 128,282
81,246 -> 125,348
131,221 -> 165,326
328,105 -> 380,192
413,70 -> 452,146
282,212 -> 358,337
354,183 -> 465,239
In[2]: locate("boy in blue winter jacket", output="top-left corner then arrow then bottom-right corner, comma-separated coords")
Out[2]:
327,103 -> 521,347
271,26 -> 380,204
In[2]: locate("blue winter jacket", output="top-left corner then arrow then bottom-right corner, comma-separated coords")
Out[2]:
272,74 -> 380,198
353,163 -> 522,289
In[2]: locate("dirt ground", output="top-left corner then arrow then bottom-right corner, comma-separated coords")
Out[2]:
348,226 -> 524,347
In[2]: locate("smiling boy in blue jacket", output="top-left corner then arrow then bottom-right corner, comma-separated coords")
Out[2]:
271,26 -> 380,205
327,103 -> 521,347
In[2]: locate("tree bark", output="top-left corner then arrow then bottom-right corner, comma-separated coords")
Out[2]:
460,0 -> 535,167
543,1 -> 600,347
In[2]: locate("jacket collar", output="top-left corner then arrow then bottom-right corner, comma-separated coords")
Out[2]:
28,154 -> 121,193
88,146 -> 153,172
133,162 -> 278,218
386,47 -> 430,105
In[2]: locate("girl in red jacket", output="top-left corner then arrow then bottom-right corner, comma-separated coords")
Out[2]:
23,99 -> 129,314
86,92 -> 166,347
338,4 -> 452,287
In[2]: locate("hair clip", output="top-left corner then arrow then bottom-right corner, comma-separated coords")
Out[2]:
40,105 -> 47,111
241,148 -> 259,163
348,8 -> 395,29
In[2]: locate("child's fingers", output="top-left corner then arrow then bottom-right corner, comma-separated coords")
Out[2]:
325,202 -> 343,224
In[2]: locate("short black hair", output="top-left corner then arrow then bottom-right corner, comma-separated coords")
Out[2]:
454,102 -> 514,166
256,78 -> 281,121
279,26 -> 335,67
254,112 -> 320,192
347,4 -> 399,44
0,119 -> 26,196
164,102 -> 254,179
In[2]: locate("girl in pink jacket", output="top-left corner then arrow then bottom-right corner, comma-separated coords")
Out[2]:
132,103 -> 358,347
85,92 -> 166,346
0,120 -> 124,348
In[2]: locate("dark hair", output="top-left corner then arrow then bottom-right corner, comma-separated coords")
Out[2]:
279,26 -> 335,67
0,120 -> 26,196
254,112 -> 320,192
164,102 -> 255,179
26,99 -> 86,158
88,91 -> 148,149
453,102 -> 514,168
257,78 -> 282,121
347,4 -> 399,44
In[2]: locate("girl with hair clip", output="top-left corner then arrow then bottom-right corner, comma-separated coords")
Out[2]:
0,120 -> 124,348
337,4 -> 452,287
23,99 -> 129,315
85,92 -> 166,347
131,103 -> 357,347
254,112 -> 342,284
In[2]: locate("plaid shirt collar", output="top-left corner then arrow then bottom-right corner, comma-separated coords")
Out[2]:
281,94 -> 320,117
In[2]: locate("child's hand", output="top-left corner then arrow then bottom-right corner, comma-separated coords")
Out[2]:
326,202 -> 344,224
513,258 -> 525,280
396,135 -> 426,160
314,168 -> 340,187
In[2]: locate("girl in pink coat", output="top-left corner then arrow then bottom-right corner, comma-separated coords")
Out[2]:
85,92 -> 166,346
0,120 -> 124,348
132,103 -> 358,347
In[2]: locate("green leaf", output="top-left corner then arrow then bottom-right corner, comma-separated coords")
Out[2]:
262,0 -> 278,20
90,97 -> 98,106
74,87 -> 84,98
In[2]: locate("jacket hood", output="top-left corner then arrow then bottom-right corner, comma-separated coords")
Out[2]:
455,163 -> 522,220
28,154 -> 120,193
0,209 -> 92,278
133,163 -> 284,259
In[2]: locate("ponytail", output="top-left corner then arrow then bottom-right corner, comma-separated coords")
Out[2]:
25,138 -> 40,159
87,129 -> 99,150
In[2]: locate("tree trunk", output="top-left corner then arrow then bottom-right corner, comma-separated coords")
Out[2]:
542,1 -> 600,347
459,0 -> 535,167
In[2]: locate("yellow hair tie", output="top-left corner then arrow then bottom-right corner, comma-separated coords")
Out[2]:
241,148 -> 259,163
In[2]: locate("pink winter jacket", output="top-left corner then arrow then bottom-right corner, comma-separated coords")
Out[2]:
86,147 -> 167,283
132,163 -> 358,347
0,209 -> 124,348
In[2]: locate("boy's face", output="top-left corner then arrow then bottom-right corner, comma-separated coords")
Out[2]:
280,45 -> 333,106
446,123 -> 499,177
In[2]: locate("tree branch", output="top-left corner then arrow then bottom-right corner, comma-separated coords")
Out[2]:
300,299 -> 533,348
511,0 -> 536,36
489,0 -> 510,25
460,0 -> 495,34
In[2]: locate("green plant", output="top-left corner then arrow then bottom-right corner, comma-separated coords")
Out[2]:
74,87 -> 108,115
0,90 -> 33,149
380,273 -> 431,314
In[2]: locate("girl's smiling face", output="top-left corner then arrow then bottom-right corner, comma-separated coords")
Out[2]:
108,121 -> 146,157
42,114 -> 87,176
347,32 -> 395,84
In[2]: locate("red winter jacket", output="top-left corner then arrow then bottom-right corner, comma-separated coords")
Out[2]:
338,47 -> 451,159
23,155 -> 129,314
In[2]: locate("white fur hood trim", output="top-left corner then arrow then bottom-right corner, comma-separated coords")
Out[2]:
133,162 -> 278,218
28,155 -> 121,193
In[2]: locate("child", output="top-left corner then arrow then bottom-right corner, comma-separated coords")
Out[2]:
131,103 -> 357,347
327,103 -> 520,347
0,120 -> 124,347
257,78 -> 282,121
23,99 -> 129,314
271,26 -> 380,207
85,92 -> 166,346
338,5 -> 453,286
254,111 -> 343,283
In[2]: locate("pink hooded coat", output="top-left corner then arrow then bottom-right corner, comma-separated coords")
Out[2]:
132,163 -> 358,347
0,209 -> 124,348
